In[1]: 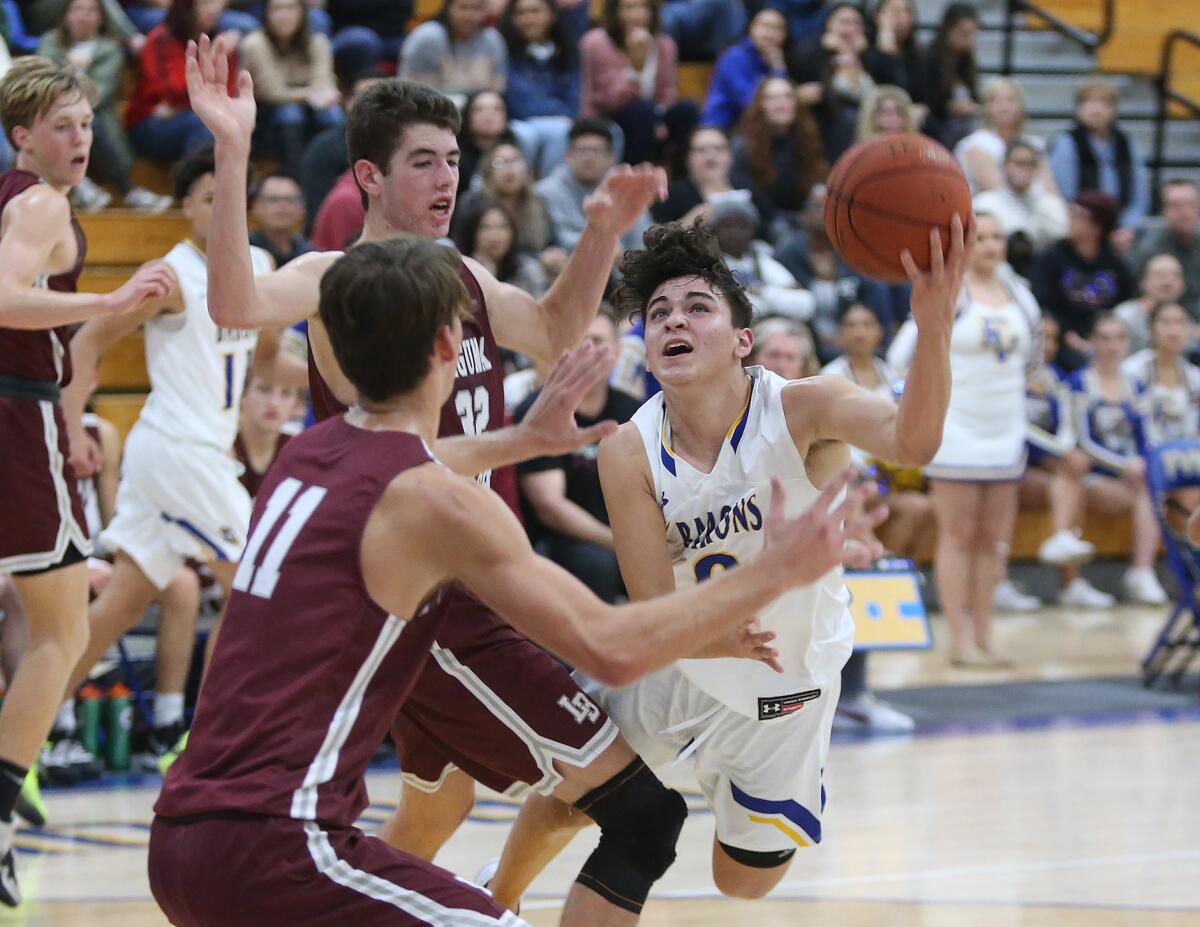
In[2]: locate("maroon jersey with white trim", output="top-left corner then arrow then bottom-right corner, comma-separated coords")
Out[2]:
308,262 -> 523,649
0,170 -> 87,385
155,416 -> 443,826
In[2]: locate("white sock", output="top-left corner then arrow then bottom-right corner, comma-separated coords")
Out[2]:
55,700 -> 77,734
154,692 -> 184,729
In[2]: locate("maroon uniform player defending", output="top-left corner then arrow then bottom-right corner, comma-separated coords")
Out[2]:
184,38 -> 782,918
149,236 -> 883,927
0,57 -> 171,905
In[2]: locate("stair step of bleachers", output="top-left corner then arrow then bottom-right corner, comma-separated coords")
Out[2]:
79,266 -> 139,294
96,332 -> 149,392
677,63 -> 714,104
91,392 -> 146,443
76,212 -> 189,267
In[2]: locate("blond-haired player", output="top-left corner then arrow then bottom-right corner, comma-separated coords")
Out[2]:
0,56 -> 172,905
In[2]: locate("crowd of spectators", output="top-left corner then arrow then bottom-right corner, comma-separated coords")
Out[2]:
2,0 -> 1197,739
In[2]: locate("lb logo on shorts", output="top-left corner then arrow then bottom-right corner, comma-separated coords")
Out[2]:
758,689 -> 821,721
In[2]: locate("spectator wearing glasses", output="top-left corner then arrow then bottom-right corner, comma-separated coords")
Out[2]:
652,126 -> 770,234
456,141 -> 555,258
972,140 -> 1069,257
248,172 -> 312,267
534,118 -> 651,254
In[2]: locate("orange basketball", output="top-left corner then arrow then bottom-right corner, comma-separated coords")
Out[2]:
824,133 -> 972,283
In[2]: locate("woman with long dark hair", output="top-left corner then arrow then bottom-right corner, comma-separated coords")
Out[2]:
579,0 -> 698,167
125,0 -> 236,162
731,75 -> 827,237
241,0 -> 341,172
455,140 -> 554,255
453,199 -> 548,297
922,1 -> 980,147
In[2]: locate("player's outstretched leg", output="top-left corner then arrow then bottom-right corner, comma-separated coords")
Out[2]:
0,561 -> 90,906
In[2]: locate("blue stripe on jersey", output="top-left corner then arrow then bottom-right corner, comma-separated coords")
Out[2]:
727,377 -> 755,453
160,512 -> 232,561
730,781 -> 822,843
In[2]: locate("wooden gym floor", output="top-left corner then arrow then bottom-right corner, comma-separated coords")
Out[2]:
3,603 -> 1199,926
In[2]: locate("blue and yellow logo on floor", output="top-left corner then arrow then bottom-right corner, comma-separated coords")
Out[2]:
845,564 -> 931,650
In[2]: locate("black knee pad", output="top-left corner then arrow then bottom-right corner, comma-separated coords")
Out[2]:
572,758 -> 688,914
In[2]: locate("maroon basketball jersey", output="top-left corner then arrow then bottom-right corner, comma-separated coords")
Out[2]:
308,262 -> 523,649
233,431 -> 290,499
0,170 -> 87,385
155,417 -> 444,826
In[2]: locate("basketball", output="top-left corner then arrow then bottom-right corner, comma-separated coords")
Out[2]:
824,133 -> 972,283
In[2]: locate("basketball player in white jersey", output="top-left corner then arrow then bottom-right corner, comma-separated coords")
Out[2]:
490,215 -> 972,906
59,146 -> 275,709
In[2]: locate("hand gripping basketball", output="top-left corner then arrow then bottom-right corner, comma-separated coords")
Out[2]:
824,133 -> 973,284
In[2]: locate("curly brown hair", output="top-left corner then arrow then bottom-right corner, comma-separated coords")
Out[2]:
735,77 -> 826,197
615,220 -> 754,329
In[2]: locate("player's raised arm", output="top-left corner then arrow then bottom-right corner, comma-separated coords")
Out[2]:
370,465 -> 880,687
799,213 -> 974,466
185,35 -> 319,329
477,164 -> 668,365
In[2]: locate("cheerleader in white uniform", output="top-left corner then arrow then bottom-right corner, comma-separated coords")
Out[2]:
1071,313 -> 1167,604
888,213 -> 1039,666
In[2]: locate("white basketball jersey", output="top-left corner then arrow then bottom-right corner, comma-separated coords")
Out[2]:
137,241 -> 271,450
630,366 -> 854,721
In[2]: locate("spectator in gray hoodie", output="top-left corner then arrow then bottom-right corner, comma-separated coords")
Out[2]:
534,117 -> 650,255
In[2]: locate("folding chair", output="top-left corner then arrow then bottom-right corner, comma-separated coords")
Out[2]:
1141,439 -> 1200,687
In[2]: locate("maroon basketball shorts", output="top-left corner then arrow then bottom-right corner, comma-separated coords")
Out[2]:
149,813 -> 529,926
0,398 -> 90,575
393,632 -> 619,798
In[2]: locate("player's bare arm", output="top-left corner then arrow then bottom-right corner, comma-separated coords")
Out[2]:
478,164 -> 668,365
370,460 -> 880,686
186,35 -> 326,331
61,261 -> 182,475
0,188 -> 171,329
598,422 -> 781,671
784,214 -> 974,467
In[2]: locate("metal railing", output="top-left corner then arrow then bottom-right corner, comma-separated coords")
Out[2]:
1001,0 -> 1115,74
1153,30 -> 1200,192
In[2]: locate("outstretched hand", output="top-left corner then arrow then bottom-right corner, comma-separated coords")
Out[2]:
519,341 -> 619,458
903,212 -> 974,336
583,164 -> 669,238
761,470 -> 888,588
185,34 -> 256,147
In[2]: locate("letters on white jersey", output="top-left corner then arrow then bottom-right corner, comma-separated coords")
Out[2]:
630,366 -> 854,721
137,242 -> 272,449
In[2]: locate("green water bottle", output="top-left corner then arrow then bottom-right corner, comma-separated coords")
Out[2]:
105,684 -> 133,771
78,684 -> 104,757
